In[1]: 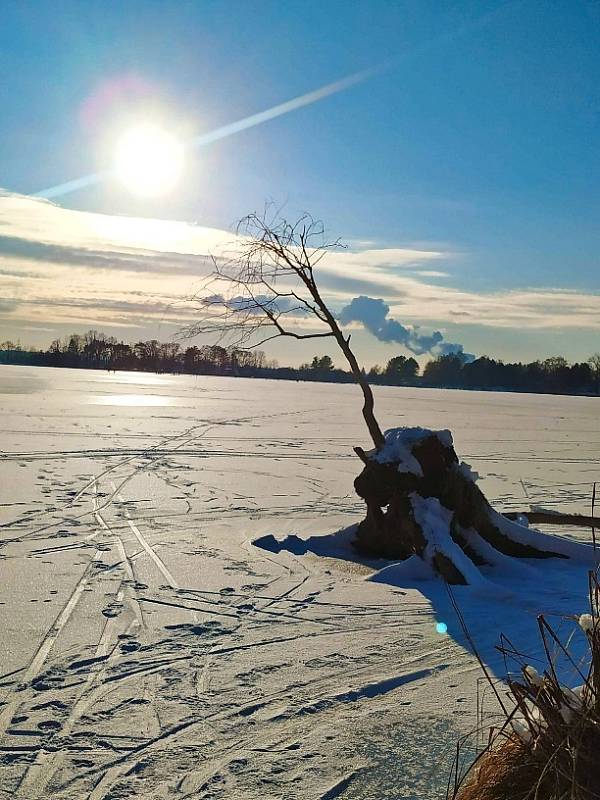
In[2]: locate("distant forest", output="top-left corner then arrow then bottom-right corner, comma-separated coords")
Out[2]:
1,331 -> 599,397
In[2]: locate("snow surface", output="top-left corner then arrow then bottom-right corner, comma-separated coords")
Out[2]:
0,365 -> 599,799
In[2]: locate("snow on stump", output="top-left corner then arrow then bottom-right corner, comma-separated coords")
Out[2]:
353,427 -> 593,584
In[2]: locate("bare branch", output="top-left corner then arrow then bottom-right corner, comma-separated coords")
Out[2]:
181,209 -> 384,447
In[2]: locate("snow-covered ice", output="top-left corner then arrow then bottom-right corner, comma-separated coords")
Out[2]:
0,365 -> 598,799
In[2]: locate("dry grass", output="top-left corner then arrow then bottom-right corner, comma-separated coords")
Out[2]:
451,571 -> 600,800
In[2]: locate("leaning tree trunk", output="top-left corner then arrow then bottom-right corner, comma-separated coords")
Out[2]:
353,428 -> 595,584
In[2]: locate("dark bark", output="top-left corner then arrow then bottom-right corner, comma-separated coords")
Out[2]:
353,430 -> 593,584
504,511 -> 600,528
336,333 -> 384,449
306,274 -> 385,449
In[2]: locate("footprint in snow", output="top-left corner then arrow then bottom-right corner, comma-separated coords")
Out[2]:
38,719 -> 62,732
31,667 -> 66,692
102,603 -> 123,618
31,700 -> 67,711
120,640 -> 141,653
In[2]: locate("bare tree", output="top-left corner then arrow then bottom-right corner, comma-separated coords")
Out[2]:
589,353 -> 600,394
183,212 -> 597,583
183,211 -> 384,448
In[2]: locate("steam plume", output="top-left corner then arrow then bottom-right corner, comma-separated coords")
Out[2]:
338,296 -> 474,360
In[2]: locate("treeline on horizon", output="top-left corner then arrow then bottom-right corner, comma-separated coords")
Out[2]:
1,331 -> 599,397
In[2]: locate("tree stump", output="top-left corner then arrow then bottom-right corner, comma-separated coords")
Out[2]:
353,428 -> 594,584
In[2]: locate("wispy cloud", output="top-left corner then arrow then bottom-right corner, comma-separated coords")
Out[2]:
0,298 -> 20,313
414,270 -> 450,278
1,191 -> 599,350
0,234 -> 217,275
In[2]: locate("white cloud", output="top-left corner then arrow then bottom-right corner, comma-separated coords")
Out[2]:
1,191 -> 599,349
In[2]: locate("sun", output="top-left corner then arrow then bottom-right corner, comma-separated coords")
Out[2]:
113,123 -> 184,197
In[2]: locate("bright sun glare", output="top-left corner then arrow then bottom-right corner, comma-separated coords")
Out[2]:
114,123 -> 184,197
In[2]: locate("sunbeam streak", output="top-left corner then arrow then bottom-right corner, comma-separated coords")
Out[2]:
33,2 -> 514,201
34,65 -> 382,201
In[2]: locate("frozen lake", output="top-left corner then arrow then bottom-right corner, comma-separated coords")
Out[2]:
0,365 -> 598,799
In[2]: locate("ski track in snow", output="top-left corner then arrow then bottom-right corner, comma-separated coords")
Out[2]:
0,366 -> 598,799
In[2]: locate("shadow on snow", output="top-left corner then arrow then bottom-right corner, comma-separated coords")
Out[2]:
252,525 -> 597,687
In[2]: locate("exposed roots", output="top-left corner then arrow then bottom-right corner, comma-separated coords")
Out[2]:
353,428 -> 594,583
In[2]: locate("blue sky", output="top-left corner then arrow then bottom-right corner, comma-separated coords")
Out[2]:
0,0 -> 599,364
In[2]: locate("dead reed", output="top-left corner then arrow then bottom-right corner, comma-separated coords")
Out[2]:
451,570 -> 600,800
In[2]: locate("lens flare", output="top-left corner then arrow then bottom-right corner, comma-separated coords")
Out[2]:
114,124 -> 184,197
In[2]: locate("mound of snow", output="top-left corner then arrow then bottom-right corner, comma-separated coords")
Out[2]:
367,555 -> 436,584
371,427 -> 454,476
